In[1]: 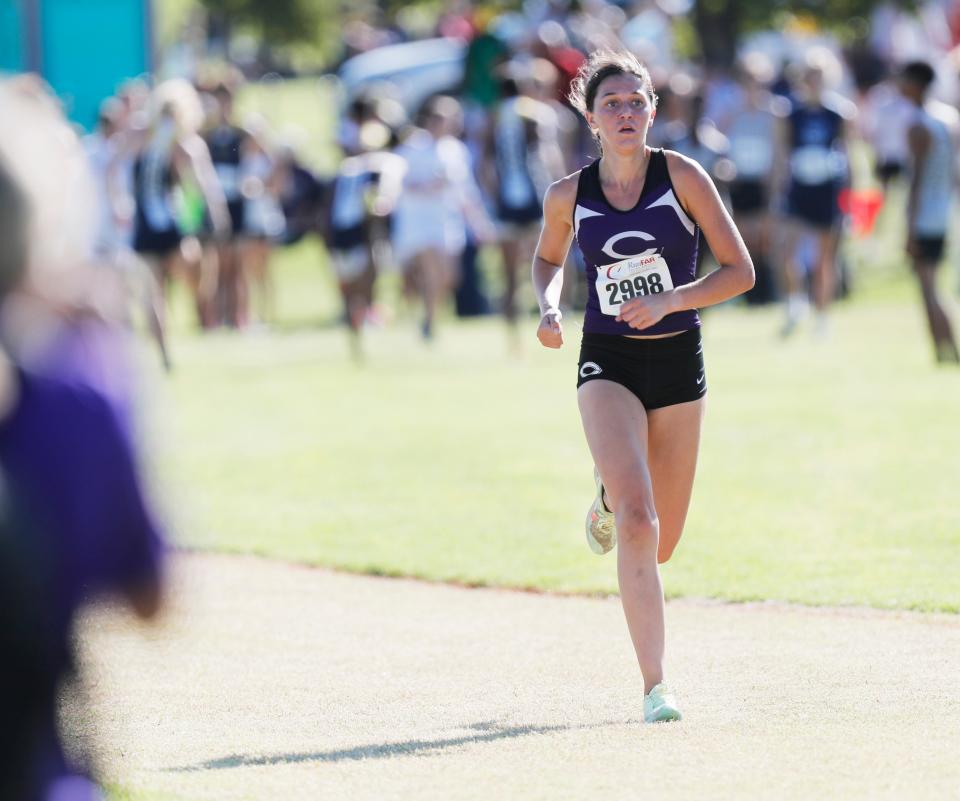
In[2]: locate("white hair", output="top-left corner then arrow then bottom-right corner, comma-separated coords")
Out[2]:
0,77 -> 97,299
152,78 -> 204,135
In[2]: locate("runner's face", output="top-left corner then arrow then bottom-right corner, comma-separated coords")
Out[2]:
587,74 -> 655,152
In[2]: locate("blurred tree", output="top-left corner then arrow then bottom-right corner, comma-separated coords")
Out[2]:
693,0 -> 916,67
199,0 -> 336,45
193,0 -> 916,73
694,0 -> 742,68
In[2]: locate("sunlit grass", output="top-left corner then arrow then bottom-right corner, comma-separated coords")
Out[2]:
147,235 -> 960,612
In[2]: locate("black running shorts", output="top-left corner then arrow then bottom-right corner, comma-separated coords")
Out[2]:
874,160 -> 905,183
787,181 -> 842,229
914,235 -> 946,265
576,328 -> 706,410
133,223 -> 181,256
729,179 -> 767,215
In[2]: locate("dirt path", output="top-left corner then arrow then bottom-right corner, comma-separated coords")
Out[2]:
72,552 -> 960,801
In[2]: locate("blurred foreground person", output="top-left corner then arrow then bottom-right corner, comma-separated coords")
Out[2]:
0,495 -> 66,801
0,78 -> 166,800
898,61 -> 960,364
533,52 -> 753,723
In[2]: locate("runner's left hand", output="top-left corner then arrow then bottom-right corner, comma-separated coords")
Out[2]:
617,292 -> 676,330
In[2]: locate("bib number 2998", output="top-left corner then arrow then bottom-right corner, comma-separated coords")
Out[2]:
596,254 -> 674,316
605,272 -> 665,306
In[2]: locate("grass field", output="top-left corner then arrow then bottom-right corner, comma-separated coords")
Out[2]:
144,235 -> 960,614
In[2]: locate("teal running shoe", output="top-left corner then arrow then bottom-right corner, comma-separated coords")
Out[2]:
643,683 -> 682,723
585,466 -> 616,554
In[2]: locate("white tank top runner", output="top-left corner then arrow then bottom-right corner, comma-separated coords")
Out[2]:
912,102 -> 956,236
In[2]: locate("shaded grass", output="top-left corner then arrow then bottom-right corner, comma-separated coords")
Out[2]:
106,784 -> 189,801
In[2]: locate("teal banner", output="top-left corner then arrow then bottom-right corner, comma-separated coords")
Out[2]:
0,0 -> 25,72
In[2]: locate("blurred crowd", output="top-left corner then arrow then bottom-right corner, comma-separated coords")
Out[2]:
66,1 -> 960,364
0,77 -> 166,801
319,0 -> 960,356
81,72 -> 321,368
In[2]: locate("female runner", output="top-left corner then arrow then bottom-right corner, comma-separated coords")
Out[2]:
532,51 -> 754,722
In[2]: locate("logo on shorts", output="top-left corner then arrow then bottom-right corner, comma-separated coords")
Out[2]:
579,361 -> 603,378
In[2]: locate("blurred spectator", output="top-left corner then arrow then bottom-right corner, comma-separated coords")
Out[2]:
240,114 -> 286,326
860,76 -> 913,192
436,0 -> 475,41
701,66 -> 743,133
898,60 -> 960,363
277,145 -> 325,246
533,20 -> 586,104
392,96 -> 493,340
529,57 -> 583,172
659,90 -> 729,182
487,67 -> 565,332
776,55 -> 855,337
131,79 -> 229,358
459,11 -> 509,158
0,75 -> 166,801
83,98 -> 132,259
337,97 -> 377,158
203,80 -> 251,328
648,71 -> 694,148
724,58 -> 788,304
324,121 -> 404,357
656,87 -> 730,278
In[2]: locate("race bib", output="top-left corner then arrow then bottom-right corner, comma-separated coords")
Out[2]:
790,146 -> 844,185
596,253 -> 674,316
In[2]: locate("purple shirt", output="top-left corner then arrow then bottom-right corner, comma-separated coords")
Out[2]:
575,150 -> 701,336
0,367 -> 164,796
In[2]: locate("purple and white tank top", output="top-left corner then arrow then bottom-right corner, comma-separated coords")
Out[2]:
575,149 -> 700,336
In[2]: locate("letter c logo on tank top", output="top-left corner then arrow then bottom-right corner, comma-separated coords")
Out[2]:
601,230 -> 657,260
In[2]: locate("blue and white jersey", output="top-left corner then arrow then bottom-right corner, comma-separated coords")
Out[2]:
206,124 -> 246,202
727,105 -> 779,180
787,98 -> 849,188
911,100 -> 957,236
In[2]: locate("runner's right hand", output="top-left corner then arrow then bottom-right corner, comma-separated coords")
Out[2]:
537,309 -> 564,349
